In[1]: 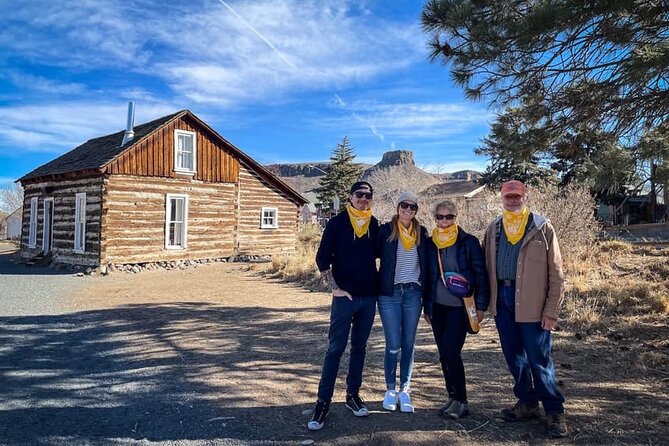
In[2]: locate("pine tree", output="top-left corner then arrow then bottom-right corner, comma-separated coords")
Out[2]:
475,107 -> 555,188
315,137 -> 362,213
422,0 -> 669,139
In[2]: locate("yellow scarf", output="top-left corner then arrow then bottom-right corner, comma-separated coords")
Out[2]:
347,204 -> 372,238
432,225 -> 458,249
502,207 -> 530,245
398,220 -> 417,250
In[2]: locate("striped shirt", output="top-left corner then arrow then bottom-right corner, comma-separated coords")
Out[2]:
394,242 -> 421,285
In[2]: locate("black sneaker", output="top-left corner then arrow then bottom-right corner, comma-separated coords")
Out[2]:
345,393 -> 369,417
307,400 -> 330,431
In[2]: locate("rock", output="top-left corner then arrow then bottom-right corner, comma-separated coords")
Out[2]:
84,267 -> 93,275
131,266 -> 140,274
376,150 -> 415,168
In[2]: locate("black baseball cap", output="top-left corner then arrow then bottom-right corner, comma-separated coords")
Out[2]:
349,181 -> 373,194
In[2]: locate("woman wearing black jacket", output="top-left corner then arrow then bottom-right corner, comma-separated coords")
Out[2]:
424,199 -> 490,419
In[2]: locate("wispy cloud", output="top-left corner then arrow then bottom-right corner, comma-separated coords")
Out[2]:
322,100 -> 491,140
4,71 -> 86,95
332,94 -> 385,142
215,0 -> 296,69
1,1 -> 424,107
0,102 -> 176,153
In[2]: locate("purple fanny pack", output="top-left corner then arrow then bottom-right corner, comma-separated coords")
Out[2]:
445,273 -> 472,298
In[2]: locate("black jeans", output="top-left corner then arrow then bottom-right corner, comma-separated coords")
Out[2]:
431,302 -> 469,402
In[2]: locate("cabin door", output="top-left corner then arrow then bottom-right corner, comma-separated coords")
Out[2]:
42,198 -> 54,253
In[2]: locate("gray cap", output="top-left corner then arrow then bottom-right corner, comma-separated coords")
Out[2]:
396,191 -> 419,207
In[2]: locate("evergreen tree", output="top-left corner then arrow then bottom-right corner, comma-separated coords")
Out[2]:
475,107 -> 555,188
422,0 -> 669,140
315,137 -> 362,213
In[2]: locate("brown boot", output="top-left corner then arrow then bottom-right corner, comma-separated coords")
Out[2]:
500,401 -> 541,421
547,413 -> 568,438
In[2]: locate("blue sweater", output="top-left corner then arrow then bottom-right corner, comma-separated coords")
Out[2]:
315,210 -> 379,297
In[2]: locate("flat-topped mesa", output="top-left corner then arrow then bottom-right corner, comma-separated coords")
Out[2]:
376,150 -> 415,168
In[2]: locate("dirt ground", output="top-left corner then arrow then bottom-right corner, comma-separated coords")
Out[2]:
59,260 -> 669,445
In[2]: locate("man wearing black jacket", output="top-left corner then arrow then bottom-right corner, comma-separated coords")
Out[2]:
307,181 -> 379,431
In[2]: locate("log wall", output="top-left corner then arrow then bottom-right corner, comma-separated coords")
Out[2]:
20,177 -> 103,266
236,162 -> 299,255
101,175 -> 237,265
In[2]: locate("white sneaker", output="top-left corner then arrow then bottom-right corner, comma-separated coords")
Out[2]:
382,389 -> 398,411
398,390 -> 414,413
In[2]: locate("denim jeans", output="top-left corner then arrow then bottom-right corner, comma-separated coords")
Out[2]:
431,302 -> 469,402
495,285 -> 565,414
378,283 -> 423,390
317,295 -> 376,402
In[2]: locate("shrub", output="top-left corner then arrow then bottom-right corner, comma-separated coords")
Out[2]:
267,224 -> 327,291
454,182 -> 599,270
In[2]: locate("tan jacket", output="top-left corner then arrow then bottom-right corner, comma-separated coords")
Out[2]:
483,214 -> 565,322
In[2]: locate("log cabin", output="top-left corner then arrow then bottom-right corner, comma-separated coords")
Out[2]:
18,106 -> 307,267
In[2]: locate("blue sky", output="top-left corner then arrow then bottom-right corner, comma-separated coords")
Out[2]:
0,0 -> 492,188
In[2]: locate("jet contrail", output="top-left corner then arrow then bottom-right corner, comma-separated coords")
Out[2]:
215,0 -> 296,68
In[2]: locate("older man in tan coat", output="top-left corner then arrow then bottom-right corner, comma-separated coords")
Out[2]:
483,180 -> 568,439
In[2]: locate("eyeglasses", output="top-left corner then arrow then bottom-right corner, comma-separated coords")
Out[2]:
435,214 -> 456,220
353,191 -> 373,199
399,202 -> 418,212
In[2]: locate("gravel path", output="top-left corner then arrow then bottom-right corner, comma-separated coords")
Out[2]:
0,243 -> 88,317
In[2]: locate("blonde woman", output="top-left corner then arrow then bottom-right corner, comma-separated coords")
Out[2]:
376,191 -> 429,413
425,199 -> 489,419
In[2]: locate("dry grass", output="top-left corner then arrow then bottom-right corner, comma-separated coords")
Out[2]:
266,223 -> 328,291
275,222 -> 669,329
599,240 -> 633,252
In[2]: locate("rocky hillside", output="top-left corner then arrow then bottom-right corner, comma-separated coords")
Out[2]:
267,150 -> 481,195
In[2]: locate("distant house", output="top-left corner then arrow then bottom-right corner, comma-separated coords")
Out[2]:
423,180 -> 486,201
18,108 -> 307,266
3,208 -> 22,240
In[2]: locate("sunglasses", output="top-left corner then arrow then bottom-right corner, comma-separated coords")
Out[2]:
353,191 -> 373,199
399,202 -> 418,212
435,213 -> 456,220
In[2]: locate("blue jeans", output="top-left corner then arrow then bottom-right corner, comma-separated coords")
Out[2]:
317,295 -> 376,402
378,283 -> 423,390
495,285 -> 565,414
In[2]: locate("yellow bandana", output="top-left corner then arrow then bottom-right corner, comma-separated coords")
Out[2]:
398,221 -> 417,250
432,225 -> 458,249
502,207 -> 530,245
346,204 -> 372,238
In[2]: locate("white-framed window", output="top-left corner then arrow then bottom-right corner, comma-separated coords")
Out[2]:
28,197 -> 38,247
74,193 -> 86,253
261,207 -> 278,229
165,194 -> 188,249
174,129 -> 196,173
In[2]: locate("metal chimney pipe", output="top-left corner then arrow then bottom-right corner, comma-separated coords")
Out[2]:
121,101 -> 135,145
